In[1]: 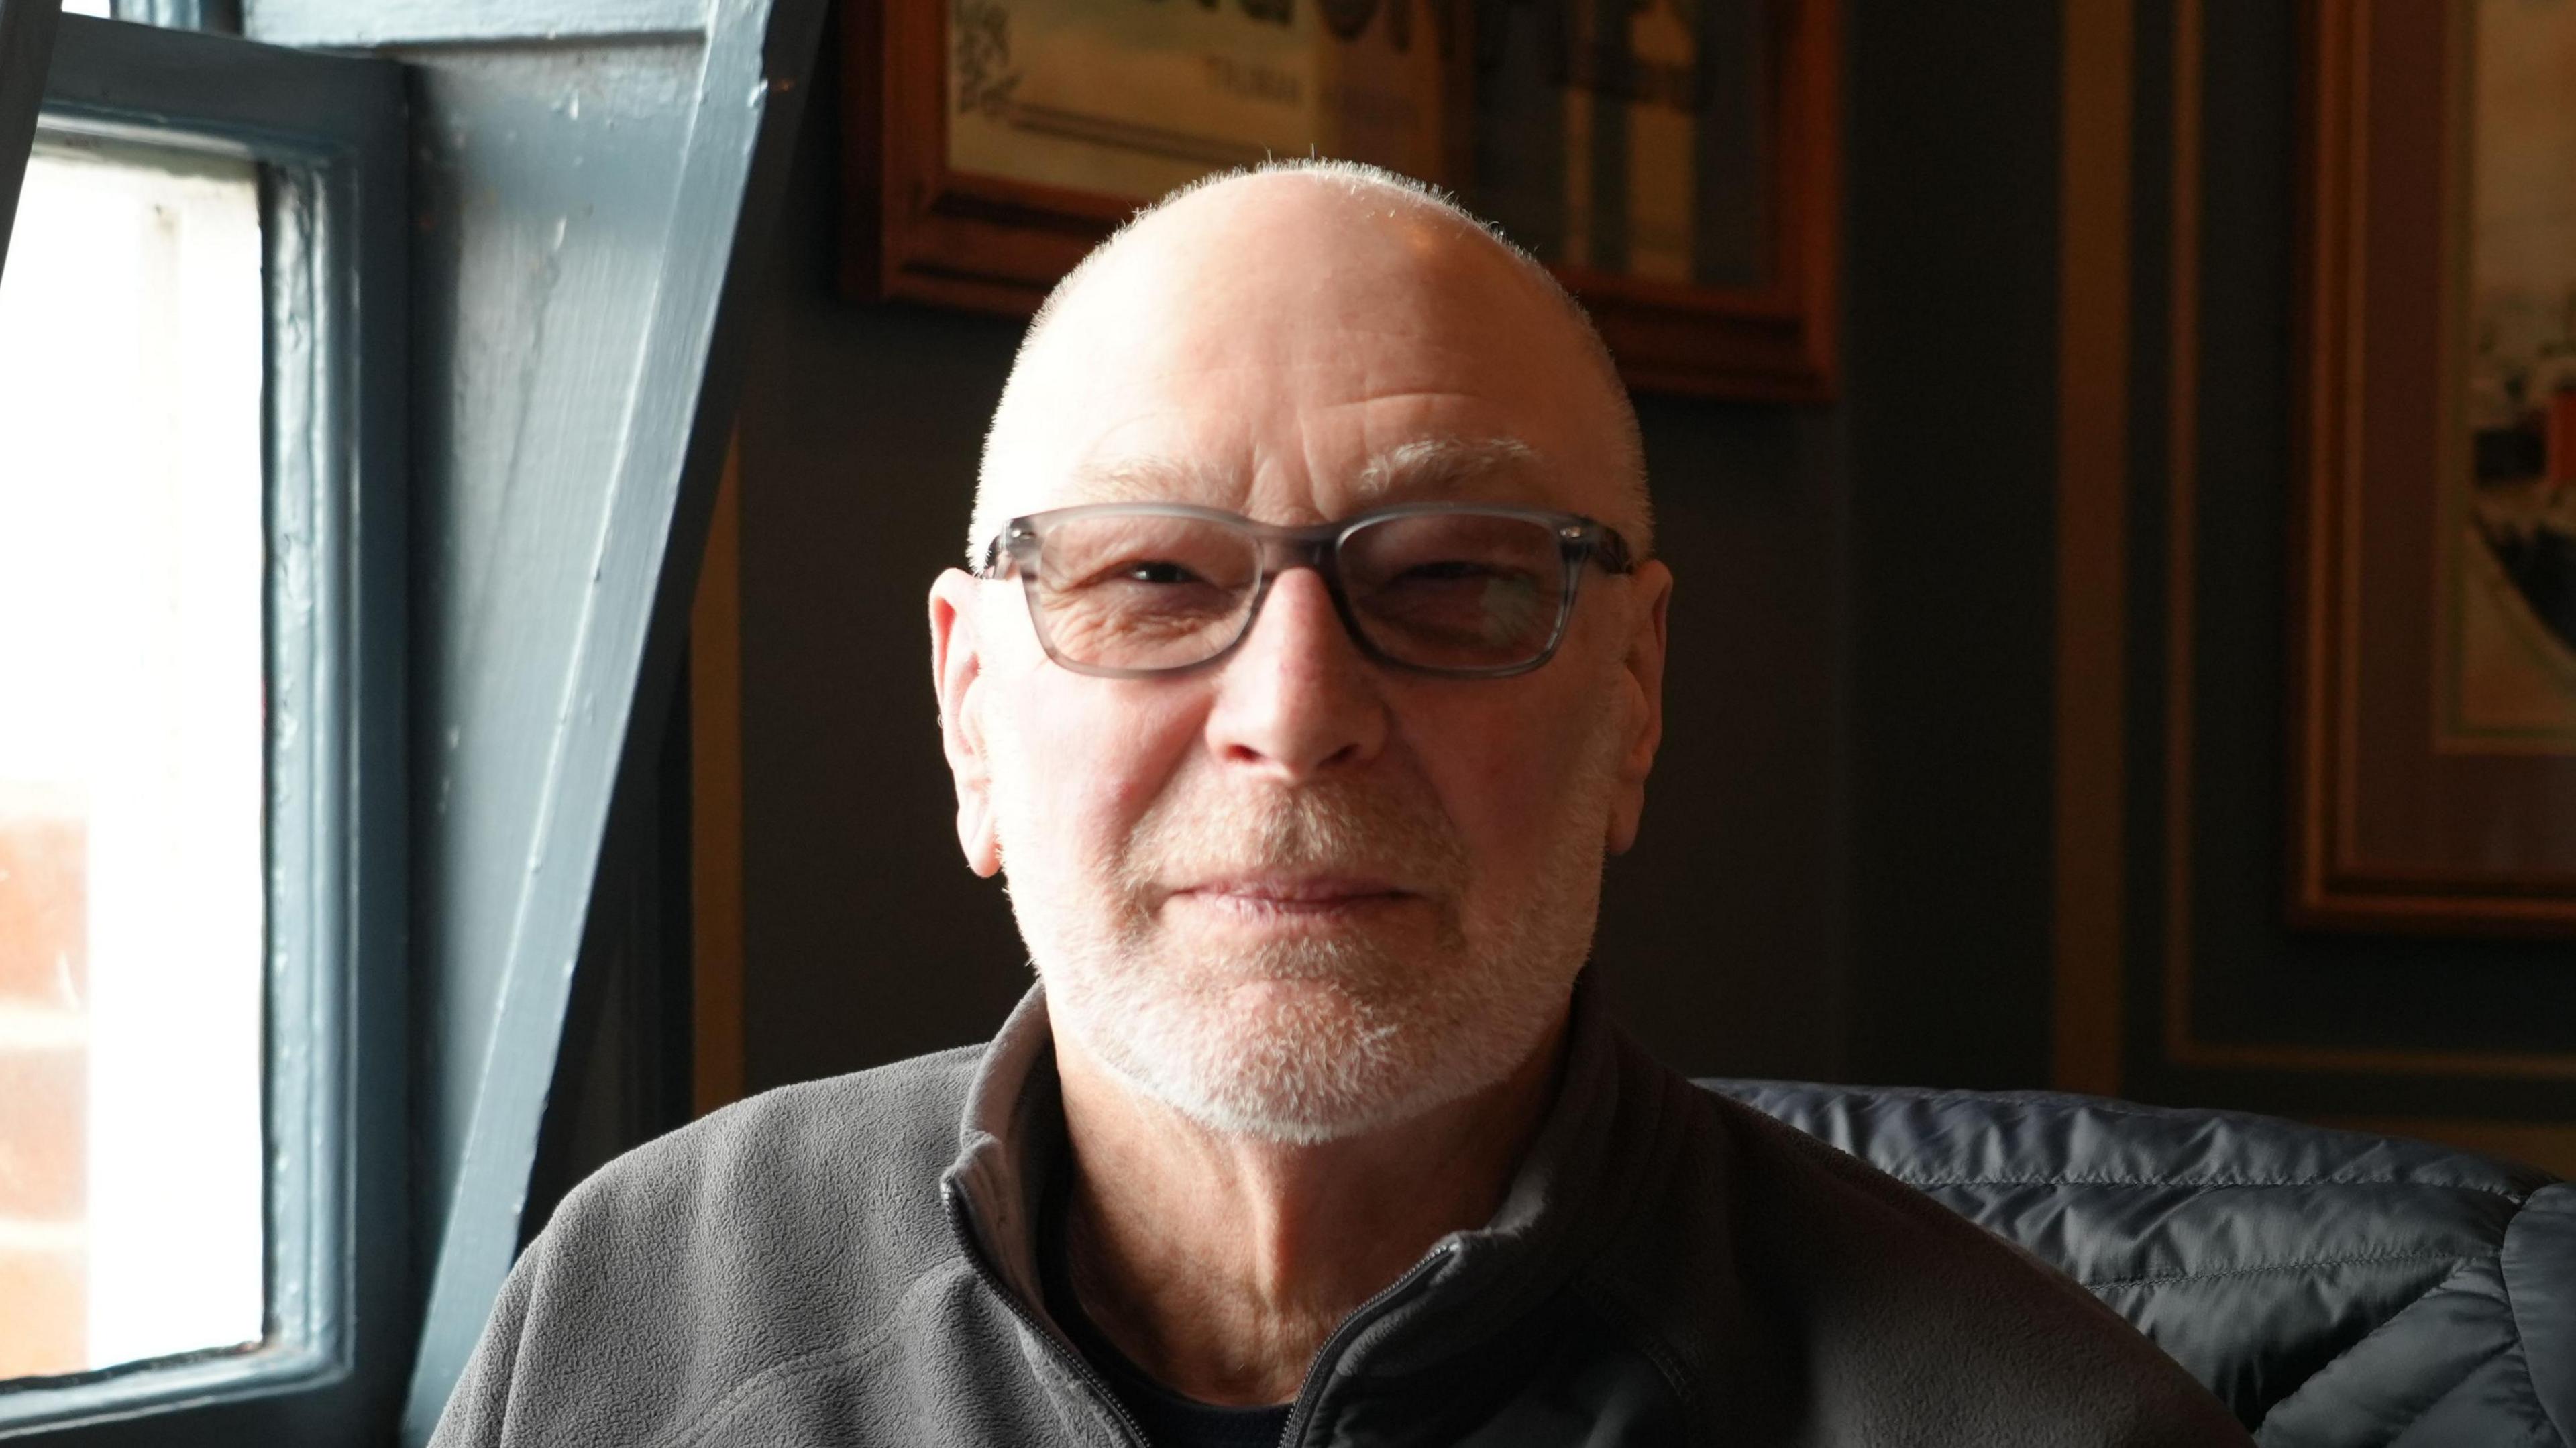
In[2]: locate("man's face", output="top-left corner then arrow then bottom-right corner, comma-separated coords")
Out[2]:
931,177 -> 1670,1141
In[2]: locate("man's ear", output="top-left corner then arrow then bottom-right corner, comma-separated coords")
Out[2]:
1604,560 -> 1671,856
930,569 -> 1002,877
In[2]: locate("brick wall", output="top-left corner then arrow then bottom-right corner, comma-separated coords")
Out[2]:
0,799 -> 87,1378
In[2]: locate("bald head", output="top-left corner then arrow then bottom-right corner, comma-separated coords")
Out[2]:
970,160 -> 1650,563
930,164 -> 1677,1162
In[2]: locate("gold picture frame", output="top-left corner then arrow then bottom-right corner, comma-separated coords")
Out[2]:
839,0 -> 1839,401
2293,0 -> 2576,933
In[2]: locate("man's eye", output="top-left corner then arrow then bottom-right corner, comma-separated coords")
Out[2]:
1120,559 -> 1201,585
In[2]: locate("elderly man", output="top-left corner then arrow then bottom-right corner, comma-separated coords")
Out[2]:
429,162 -> 2249,1447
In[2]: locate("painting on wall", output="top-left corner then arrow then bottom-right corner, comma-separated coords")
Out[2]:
2295,0 -> 2576,931
2454,0 -> 2576,740
941,0 -> 1458,205
839,0 -> 1837,400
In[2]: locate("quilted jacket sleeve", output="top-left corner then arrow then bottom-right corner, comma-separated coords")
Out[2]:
1705,1080 -> 2576,1447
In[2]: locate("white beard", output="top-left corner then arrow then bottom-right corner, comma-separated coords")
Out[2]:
990,698 -> 1623,1145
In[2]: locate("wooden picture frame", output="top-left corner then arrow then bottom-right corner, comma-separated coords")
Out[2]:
838,0 -> 1838,402
2292,0 -> 2576,934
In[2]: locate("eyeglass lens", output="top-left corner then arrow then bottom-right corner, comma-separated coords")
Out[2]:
1024,511 -> 1573,675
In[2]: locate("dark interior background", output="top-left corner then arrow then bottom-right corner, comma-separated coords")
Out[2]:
587,0 -> 2573,1160
718,0 -> 2061,1096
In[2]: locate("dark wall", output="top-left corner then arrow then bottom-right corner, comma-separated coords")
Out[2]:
721,0 -> 2576,1126
1836,1 -> 2065,1089
730,7 -> 1880,1091
733,211 -> 1032,1092
2110,1 -> 2576,1129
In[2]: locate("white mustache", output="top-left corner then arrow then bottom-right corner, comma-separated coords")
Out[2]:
1116,777 -> 1472,901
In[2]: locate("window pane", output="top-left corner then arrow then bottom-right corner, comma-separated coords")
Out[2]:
0,141 -> 264,1379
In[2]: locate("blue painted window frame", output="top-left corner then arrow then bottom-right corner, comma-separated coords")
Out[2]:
0,14 -> 407,1447
0,1 -> 53,271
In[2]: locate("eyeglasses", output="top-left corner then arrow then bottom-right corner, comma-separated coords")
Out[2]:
975,502 -> 1637,679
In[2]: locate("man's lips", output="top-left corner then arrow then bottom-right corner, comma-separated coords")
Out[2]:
1167,877 -> 1418,914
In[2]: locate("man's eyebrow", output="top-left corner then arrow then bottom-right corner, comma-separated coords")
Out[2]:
1352,436 -> 1546,503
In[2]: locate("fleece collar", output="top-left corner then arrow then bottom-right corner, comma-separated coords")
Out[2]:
938,974 -> 1663,1380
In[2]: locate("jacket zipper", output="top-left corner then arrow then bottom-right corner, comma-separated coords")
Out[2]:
943,1180 -> 1158,1448
1270,1241 -> 1460,1448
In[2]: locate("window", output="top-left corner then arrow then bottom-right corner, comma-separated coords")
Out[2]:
0,137 -> 268,1383
1,0 -> 818,1437
0,11 -> 406,1441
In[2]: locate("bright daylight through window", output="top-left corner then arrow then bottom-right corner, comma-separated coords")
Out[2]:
0,138 -> 266,1381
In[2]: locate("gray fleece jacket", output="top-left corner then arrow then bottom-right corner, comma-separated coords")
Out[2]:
427,984 -> 2251,1447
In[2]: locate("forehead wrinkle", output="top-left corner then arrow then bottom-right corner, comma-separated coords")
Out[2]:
1056,453 -> 1240,508
1049,435 -> 1556,525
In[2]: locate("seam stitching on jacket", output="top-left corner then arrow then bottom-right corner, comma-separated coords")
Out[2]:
1701,1087 -> 2267,1123
1569,1270 -> 1702,1439
1890,1173 -> 2532,1198
2493,1198 -> 2576,1448
645,1265 -> 969,1448
1562,1075 -> 1704,1437
2246,1256 -> 2483,1439
658,1321 -> 908,1448
2082,1248 -> 2481,1291
1703,1087 -> 2550,1192
2361,1334 -> 2523,1447
2498,1339 -> 2571,1448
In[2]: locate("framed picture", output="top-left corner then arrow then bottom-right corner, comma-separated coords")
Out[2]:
2293,0 -> 2576,932
839,0 -> 1837,400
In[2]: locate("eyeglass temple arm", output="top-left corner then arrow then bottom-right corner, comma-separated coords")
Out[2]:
1591,525 -> 1638,575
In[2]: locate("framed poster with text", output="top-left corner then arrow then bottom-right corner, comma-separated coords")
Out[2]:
840,0 -> 1837,400
2294,0 -> 2576,932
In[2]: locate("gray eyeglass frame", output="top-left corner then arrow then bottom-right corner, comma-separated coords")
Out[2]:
976,500 -> 1638,680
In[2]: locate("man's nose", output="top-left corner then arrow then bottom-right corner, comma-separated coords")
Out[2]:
1203,567 -> 1388,780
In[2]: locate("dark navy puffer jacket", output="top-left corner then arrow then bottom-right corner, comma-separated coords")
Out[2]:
1711,1081 -> 2576,1447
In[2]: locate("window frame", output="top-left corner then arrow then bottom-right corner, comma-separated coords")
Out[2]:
0,0 -> 57,272
0,15 -> 406,1447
